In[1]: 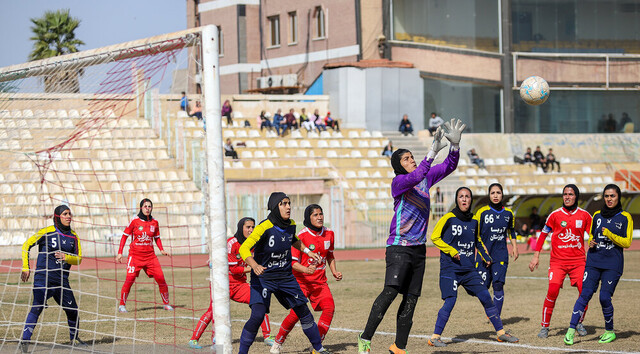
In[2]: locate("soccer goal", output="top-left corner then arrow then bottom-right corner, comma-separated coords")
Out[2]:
0,25 -> 233,353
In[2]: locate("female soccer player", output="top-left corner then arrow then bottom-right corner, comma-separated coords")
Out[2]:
473,183 -> 519,317
428,187 -> 519,347
238,192 -> 329,354
564,184 -> 633,345
358,119 -> 465,354
270,204 -> 343,354
188,217 -> 274,349
20,205 -> 86,352
116,198 -> 172,312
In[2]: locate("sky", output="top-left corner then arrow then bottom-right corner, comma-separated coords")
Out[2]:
0,0 -> 187,68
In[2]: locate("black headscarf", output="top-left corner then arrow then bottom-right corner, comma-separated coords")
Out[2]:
562,184 -> 580,211
53,204 -> 71,235
488,183 -> 504,210
267,192 -> 291,229
234,217 -> 256,244
137,198 -> 153,221
601,184 -> 623,219
391,148 -> 411,176
452,187 -> 474,222
303,204 -> 323,233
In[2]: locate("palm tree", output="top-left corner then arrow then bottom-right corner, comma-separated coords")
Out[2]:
29,9 -> 85,93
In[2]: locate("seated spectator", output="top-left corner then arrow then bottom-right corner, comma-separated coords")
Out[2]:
180,91 -> 189,112
223,138 -> 239,160
398,114 -> 414,136
467,148 -> 486,169
299,108 -> 315,132
324,112 -> 340,132
188,101 -> 202,120
546,148 -> 560,172
312,109 -> 327,132
533,146 -> 547,171
272,109 -> 286,136
382,141 -> 393,158
259,110 -> 272,131
284,108 -> 299,131
222,99 -> 233,125
524,147 -> 533,164
428,112 -> 444,136
518,223 -> 532,239
529,207 -> 542,232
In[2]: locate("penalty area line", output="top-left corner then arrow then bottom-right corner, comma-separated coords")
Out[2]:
507,276 -> 640,282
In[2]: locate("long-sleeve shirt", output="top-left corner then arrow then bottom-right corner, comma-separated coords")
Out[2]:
587,210 -> 633,273
386,148 -> 459,246
473,206 -> 516,263
431,213 -> 491,272
227,236 -> 248,284
239,219 -> 299,280
118,217 -> 163,262
22,226 -> 82,283
535,207 -> 592,265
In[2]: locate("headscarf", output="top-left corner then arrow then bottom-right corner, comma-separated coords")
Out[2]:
391,149 -> 411,176
234,217 -> 256,244
562,184 -> 579,211
601,184 -> 622,219
488,183 -> 504,210
452,187 -> 474,222
53,204 -> 71,235
267,192 -> 291,229
137,198 -> 153,221
303,204 -> 323,233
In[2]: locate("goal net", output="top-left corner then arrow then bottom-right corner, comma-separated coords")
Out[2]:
0,27 -> 229,352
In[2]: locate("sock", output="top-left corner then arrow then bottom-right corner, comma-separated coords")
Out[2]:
362,286 -> 398,340
485,305 -> 503,332
120,274 -> 137,306
434,297 -> 456,335
317,299 -> 335,341
65,309 -> 79,341
541,282 -> 561,327
191,303 -> 212,340
395,294 -> 418,349
294,305 -> 322,351
492,282 -> 505,317
22,306 -> 44,341
569,296 -> 589,329
239,304 -> 266,354
261,313 -> 271,338
154,274 -> 170,305
276,309 -> 298,344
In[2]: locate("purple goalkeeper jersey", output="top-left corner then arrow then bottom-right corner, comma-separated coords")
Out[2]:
386,149 -> 459,247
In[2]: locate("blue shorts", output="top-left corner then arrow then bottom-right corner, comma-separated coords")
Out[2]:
439,270 -> 487,300
249,275 -> 308,313
32,278 -> 78,310
476,261 -> 508,288
583,266 -> 621,296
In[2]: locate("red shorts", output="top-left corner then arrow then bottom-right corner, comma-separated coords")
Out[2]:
230,282 -> 250,304
548,263 -> 585,288
127,256 -> 163,278
299,282 -> 334,311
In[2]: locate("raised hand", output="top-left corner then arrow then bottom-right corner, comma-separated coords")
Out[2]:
427,126 -> 447,159
443,118 -> 466,145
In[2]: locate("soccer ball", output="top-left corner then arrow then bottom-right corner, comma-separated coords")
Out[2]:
519,76 -> 550,106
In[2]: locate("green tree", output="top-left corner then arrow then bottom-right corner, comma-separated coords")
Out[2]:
29,9 -> 85,93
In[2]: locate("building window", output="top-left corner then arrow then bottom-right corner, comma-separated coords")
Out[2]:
288,11 -> 298,44
268,15 -> 280,47
217,26 -> 224,56
314,6 -> 325,38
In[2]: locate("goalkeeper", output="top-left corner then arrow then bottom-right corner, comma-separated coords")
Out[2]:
20,205 -> 87,352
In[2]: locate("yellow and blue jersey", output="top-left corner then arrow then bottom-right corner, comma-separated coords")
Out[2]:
22,226 -> 82,283
239,219 -> 299,280
473,206 -> 515,264
431,212 -> 491,272
588,210 -> 633,274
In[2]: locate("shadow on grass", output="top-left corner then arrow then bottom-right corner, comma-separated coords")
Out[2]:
501,316 -> 529,326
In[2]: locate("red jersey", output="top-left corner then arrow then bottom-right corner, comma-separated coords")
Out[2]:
535,207 -> 592,265
118,217 -> 161,261
292,227 -> 335,285
227,236 -> 248,284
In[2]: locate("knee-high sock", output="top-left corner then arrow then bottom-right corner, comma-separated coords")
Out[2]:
261,313 -> 271,338
569,285 -> 594,329
239,304 -> 266,354
362,286 -> 399,340
492,282 -> 505,317
276,310 -> 299,344
600,291 -> 614,331
541,282 -> 561,327
120,274 -> 137,306
293,305 -> 323,351
396,294 -> 418,349
434,297 -> 456,335
153,273 -> 170,305
576,281 -> 588,323
477,289 -> 503,331
191,302 -> 213,341
317,297 -> 335,341
22,305 -> 44,341
64,307 -> 79,340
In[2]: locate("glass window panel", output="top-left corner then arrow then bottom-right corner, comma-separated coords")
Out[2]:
289,12 -> 298,44
269,15 -> 280,47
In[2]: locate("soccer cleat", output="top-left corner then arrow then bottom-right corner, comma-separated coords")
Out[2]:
118,305 -> 128,313
427,337 -> 447,347
564,328 -> 575,345
264,334 -> 276,346
537,326 -> 549,338
269,341 -> 282,354
72,338 -> 89,347
389,343 -> 408,353
576,323 -> 587,336
598,330 -> 616,344
497,333 -> 519,343
163,304 -> 174,311
188,340 -> 203,349
19,341 -> 29,353
357,333 -> 371,353
310,347 -> 332,354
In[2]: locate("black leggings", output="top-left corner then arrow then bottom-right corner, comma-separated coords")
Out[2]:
362,286 -> 419,349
